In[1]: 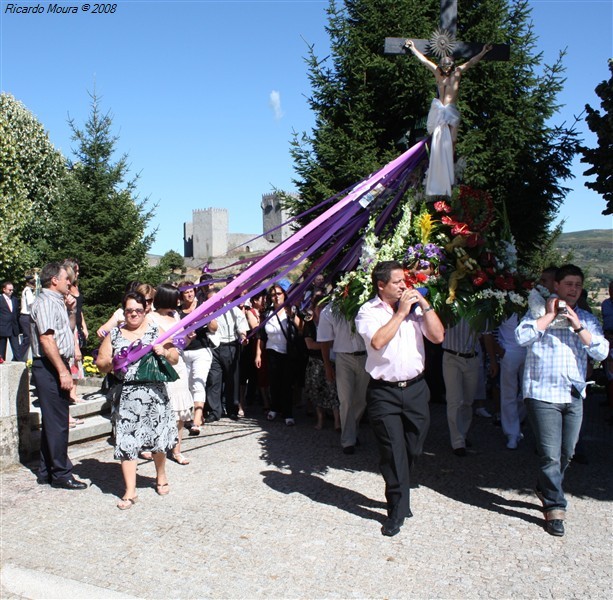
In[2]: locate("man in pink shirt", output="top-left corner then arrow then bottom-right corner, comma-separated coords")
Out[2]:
356,261 -> 444,536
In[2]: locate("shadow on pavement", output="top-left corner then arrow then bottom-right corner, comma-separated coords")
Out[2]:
256,390 -> 613,526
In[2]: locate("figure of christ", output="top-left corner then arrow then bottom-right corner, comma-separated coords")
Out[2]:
405,40 -> 492,196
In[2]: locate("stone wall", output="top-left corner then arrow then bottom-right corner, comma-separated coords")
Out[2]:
0,362 -> 31,469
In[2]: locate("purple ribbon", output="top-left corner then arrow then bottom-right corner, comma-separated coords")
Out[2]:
116,140 -> 428,369
112,339 -> 147,374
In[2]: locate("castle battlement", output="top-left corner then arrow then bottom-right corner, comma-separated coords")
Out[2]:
184,193 -> 294,260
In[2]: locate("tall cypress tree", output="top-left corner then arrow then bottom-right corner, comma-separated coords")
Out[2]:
290,0 -> 577,264
51,92 -> 156,329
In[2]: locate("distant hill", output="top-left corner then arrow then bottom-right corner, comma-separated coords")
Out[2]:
556,229 -> 612,285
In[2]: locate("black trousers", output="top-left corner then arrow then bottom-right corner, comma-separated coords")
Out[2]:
206,342 -> 240,419
32,357 -> 73,483
18,314 -> 31,361
367,378 -> 430,520
0,334 -> 20,361
267,349 -> 293,418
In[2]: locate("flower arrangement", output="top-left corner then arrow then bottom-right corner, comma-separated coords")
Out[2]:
82,356 -> 101,377
328,185 -> 533,331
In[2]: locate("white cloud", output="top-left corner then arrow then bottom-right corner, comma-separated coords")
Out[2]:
269,90 -> 284,120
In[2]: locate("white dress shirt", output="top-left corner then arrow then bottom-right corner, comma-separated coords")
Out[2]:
355,296 -> 426,382
317,304 -> 366,353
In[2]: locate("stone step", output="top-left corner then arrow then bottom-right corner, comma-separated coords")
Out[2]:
29,395 -> 110,425
29,414 -> 113,453
68,414 -> 113,444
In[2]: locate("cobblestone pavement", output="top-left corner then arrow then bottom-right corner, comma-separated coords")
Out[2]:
1,393 -> 612,599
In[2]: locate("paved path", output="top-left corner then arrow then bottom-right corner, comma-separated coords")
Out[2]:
1,394 -> 612,599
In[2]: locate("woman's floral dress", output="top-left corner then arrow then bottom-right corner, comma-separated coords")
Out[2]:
111,324 -> 178,460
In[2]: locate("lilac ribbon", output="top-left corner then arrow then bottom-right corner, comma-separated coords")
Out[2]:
112,339 -> 146,374
117,140 -> 428,368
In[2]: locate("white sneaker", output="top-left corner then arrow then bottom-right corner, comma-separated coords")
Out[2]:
475,407 -> 492,418
285,418 -> 295,426
267,411 -> 277,421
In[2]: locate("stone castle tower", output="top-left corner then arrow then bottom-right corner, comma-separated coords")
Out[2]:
184,208 -> 229,260
184,193 -> 295,260
261,193 -> 294,243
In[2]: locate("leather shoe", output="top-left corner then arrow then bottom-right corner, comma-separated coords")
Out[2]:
381,517 -> 404,537
204,414 -> 219,423
342,445 -> 355,455
36,476 -> 50,485
227,413 -> 239,421
453,447 -> 467,457
50,477 -> 88,490
545,519 -> 565,537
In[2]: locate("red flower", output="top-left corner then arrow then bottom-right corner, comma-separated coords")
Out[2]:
494,275 -> 516,291
434,200 -> 452,214
521,280 -> 533,290
472,271 -> 488,287
415,272 -> 428,283
442,215 -> 473,237
404,270 -> 417,287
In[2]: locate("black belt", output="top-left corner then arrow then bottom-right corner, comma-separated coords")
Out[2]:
33,356 -> 70,366
369,372 -> 425,389
219,340 -> 239,346
443,348 -> 477,359
349,351 -> 366,356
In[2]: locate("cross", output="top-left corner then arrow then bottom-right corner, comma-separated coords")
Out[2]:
384,0 -> 510,62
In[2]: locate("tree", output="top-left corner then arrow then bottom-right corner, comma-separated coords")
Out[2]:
158,250 -> 186,279
289,0 -> 577,266
0,94 -> 67,280
51,91 -> 156,333
580,59 -> 613,216
144,250 -> 187,285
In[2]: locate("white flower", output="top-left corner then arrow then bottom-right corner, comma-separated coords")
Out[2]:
528,288 -> 547,318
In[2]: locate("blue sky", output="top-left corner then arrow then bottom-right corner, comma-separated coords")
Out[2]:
1,0 -> 611,256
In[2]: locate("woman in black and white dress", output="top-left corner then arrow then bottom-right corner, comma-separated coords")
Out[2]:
97,291 -> 178,510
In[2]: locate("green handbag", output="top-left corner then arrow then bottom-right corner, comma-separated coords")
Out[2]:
134,351 -> 180,383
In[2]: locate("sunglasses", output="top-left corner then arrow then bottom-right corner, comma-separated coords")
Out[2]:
125,308 -> 145,315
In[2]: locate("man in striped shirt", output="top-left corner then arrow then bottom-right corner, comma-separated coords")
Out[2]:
516,264 -> 608,536
31,263 -> 87,490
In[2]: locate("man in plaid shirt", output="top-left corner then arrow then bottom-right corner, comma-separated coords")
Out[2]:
515,264 -> 608,537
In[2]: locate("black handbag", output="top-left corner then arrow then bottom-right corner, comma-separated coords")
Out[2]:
134,351 -> 179,383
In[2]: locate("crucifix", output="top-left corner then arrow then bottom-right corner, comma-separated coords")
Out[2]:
384,0 -> 510,196
384,0 -> 510,62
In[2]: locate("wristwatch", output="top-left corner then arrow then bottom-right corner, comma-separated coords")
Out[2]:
573,326 -> 585,334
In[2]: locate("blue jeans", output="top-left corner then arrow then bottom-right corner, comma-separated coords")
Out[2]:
526,397 -> 583,513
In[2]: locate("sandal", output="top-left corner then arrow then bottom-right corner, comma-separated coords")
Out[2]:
155,482 -> 170,496
171,453 -> 190,465
188,426 -> 201,437
139,451 -> 153,460
117,496 -> 138,510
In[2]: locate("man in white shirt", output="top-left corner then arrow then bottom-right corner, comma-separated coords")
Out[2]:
356,261 -> 444,536
18,275 -> 36,361
318,303 -> 370,454
442,319 -> 481,456
205,301 -> 248,421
